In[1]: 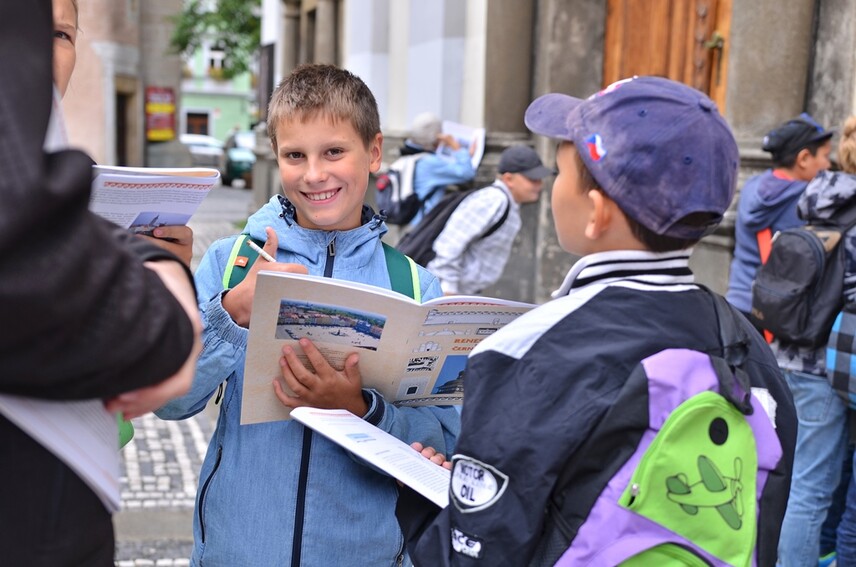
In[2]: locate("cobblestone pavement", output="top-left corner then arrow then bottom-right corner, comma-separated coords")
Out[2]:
114,184 -> 252,565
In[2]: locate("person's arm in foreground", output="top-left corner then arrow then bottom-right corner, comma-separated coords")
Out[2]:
0,0 -> 199,407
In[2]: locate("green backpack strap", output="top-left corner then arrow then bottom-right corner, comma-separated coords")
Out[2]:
383,242 -> 421,302
222,234 -> 266,289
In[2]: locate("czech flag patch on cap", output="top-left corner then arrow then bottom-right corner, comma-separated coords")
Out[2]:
585,134 -> 607,162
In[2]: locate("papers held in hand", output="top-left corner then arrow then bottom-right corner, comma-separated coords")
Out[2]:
89,164 -> 219,231
291,407 -> 450,508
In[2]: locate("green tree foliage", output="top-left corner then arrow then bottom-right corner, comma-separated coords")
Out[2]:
171,0 -> 261,80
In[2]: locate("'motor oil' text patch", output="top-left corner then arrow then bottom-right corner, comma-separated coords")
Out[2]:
450,455 -> 508,513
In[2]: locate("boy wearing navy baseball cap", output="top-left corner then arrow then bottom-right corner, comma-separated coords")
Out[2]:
396,76 -> 796,566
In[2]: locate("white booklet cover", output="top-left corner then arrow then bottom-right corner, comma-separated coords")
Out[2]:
291,407 -> 450,508
89,164 -> 219,231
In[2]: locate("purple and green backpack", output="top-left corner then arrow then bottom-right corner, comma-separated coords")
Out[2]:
531,293 -> 782,567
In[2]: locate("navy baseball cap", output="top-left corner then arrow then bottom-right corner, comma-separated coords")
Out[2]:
524,76 -> 739,240
498,145 -> 553,179
762,113 -> 833,162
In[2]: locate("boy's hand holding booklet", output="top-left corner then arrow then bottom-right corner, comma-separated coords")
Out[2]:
89,165 -> 219,231
242,271 -> 534,425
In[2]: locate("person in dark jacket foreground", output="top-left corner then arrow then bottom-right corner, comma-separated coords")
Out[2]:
0,2 -> 201,565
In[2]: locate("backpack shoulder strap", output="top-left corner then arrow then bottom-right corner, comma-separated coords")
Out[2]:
756,228 -> 773,264
705,288 -> 754,414
222,234 -> 266,289
383,242 -> 421,302
480,188 -> 512,240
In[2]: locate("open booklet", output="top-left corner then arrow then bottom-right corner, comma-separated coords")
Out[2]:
291,407 -> 450,508
89,164 -> 219,232
438,120 -> 486,171
242,271 -> 534,424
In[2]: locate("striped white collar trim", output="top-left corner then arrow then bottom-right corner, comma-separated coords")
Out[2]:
552,249 -> 695,298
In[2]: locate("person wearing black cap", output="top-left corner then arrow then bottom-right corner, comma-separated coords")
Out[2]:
425,144 -> 551,295
726,113 -> 833,332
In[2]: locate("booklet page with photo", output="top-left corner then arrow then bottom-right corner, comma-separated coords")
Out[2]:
241,271 -> 534,424
89,164 -> 219,231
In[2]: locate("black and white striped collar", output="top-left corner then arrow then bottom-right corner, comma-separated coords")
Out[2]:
552,249 -> 695,298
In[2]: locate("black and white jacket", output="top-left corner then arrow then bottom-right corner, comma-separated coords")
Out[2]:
397,249 -> 797,567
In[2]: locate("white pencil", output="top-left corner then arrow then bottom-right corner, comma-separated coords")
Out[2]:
247,239 -> 277,263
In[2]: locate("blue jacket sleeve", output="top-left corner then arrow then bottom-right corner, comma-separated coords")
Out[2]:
413,148 -> 476,199
156,237 -> 246,420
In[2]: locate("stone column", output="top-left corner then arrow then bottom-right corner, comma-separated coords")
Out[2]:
315,0 -> 337,64
281,0 -> 301,76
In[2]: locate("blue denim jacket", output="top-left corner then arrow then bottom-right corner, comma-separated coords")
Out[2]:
157,196 -> 458,566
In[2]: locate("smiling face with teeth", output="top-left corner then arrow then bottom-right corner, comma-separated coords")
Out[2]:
275,113 -> 383,231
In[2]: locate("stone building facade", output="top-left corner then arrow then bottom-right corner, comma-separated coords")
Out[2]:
255,0 -> 856,303
62,0 -> 187,167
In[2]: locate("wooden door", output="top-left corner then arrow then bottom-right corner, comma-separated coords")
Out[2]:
604,0 -> 731,111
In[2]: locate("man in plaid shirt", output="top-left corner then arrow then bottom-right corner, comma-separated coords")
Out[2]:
427,145 -> 552,295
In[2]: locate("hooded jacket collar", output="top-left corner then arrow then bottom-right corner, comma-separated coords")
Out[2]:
799,170 -> 856,222
244,195 -> 388,269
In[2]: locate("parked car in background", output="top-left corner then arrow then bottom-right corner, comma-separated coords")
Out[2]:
180,133 -> 225,173
223,131 -> 257,187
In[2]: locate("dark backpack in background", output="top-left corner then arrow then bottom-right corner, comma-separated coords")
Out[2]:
374,153 -> 441,225
751,205 -> 856,348
396,186 -> 510,267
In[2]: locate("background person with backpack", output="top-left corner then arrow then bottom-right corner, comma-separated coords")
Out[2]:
420,144 -> 552,295
726,113 -> 833,334
395,76 -> 797,567
398,112 -> 477,228
774,117 -> 856,567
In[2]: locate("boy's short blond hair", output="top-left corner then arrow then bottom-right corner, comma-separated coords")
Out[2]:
267,64 -> 380,152
838,116 -> 856,174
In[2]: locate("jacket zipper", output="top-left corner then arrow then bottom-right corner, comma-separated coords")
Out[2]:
291,237 -> 336,566
324,238 -> 336,277
291,427 -> 313,567
198,445 -> 223,543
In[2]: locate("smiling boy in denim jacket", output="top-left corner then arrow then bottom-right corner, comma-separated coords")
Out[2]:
157,64 -> 459,567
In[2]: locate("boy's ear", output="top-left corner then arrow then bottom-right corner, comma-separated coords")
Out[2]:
369,132 -> 384,173
499,172 -> 516,186
795,147 -> 813,170
584,189 -> 612,240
